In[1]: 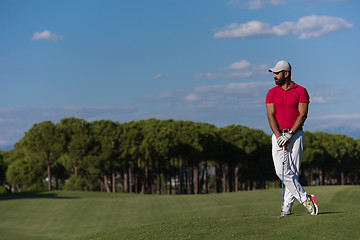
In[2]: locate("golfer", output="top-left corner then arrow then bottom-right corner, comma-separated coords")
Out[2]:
265,60 -> 318,216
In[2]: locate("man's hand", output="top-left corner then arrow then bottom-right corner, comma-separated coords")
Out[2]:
277,133 -> 292,146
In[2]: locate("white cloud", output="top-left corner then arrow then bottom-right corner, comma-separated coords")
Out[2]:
309,90 -> 342,104
310,95 -> 339,104
148,81 -> 273,109
213,15 -> 353,39
32,30 -> 64,41
307,113 -> 360,138
149,91 -> 173,100
312,113 -> 360,120
310,0 -> 349,1
228,0 -> 350,10
152,73 -> 164,80
227,0 -> 285,9
213,21 -> 273,38
196,60 -> 269,79
247,0 -> 286,10
311,96 -> 327,104
297,15 -> 353,39
224,60 -> 252,70
185,94 -> 198,101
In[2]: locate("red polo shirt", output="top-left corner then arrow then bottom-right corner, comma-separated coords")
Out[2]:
265,82 -> 310,129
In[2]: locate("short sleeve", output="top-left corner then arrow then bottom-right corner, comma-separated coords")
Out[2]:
265,88 -> 275,104
299,87 -> 310,103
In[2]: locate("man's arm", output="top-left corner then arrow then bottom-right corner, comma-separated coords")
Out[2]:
290,102 -> 309,134
266,103 -> 281,139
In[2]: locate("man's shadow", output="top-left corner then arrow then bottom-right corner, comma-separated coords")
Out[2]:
318,212 -> 343,215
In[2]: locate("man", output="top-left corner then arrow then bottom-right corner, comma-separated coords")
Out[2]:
265,60 -> 318,216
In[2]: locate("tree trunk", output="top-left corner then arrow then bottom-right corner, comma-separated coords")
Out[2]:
75,166 -> 78,177
141,179 -> 145,194
177,174 -> 180,194
100,177 -> 104,192
206,166 -> 213,194
112,171 -> 116,193
191,166 -> 194,194
152,171 -> 156,194
150,162 -> 156,194
179,170 -> 182,194
189,165 -> 194,194
128,168 -> 132,193
119,173 -> 124,192
228,167 -> 233,192
235,167 -> 239,192
199,164 -> 205,194
169,175 -> 173,195
162,174 -> 166,195
158,174 -> 162,194
47,163 -> 52,191
180,168 -> 185,194
355,169 -> 358,185
194,165 -> 199,194
222,166 -> 226,193
185,167 -> 189,194
135,174 -> 138,193
144,163 -> 148,194
124,171 -> 128,193
104,175 -> 111,192
341,172 -> 345,185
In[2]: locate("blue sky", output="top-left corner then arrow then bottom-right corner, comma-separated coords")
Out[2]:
1,0 -> 359,149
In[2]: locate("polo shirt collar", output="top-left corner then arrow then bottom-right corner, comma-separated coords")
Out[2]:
276,82 -> 298,91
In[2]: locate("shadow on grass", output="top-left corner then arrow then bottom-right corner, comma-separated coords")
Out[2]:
318,211 -> 343,215
284,211 -> 343,217
0,192 -> 79,201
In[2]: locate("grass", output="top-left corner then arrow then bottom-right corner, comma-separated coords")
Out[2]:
0,186 -> 359,240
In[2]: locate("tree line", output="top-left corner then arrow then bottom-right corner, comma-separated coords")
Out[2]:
0,117 -> 359,194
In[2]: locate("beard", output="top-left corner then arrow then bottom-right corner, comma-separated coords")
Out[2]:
275,77 -> 285,86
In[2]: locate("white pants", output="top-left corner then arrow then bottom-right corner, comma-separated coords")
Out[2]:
272,130 -> 308,209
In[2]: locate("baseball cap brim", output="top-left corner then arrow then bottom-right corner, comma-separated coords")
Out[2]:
268,61 -> 291,73
268,67 -> 282,73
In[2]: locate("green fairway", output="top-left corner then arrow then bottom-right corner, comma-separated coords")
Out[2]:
0,186 -> 359,240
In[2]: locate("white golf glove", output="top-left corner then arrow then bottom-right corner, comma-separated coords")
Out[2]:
277,133 -> 292,146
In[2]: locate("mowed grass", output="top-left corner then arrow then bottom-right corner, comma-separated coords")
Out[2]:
0,186 -> 359,240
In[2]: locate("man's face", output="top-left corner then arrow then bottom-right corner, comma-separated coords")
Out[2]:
273,71 -> 285,86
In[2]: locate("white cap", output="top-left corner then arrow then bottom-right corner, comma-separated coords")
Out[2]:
268,61 -> 291,73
